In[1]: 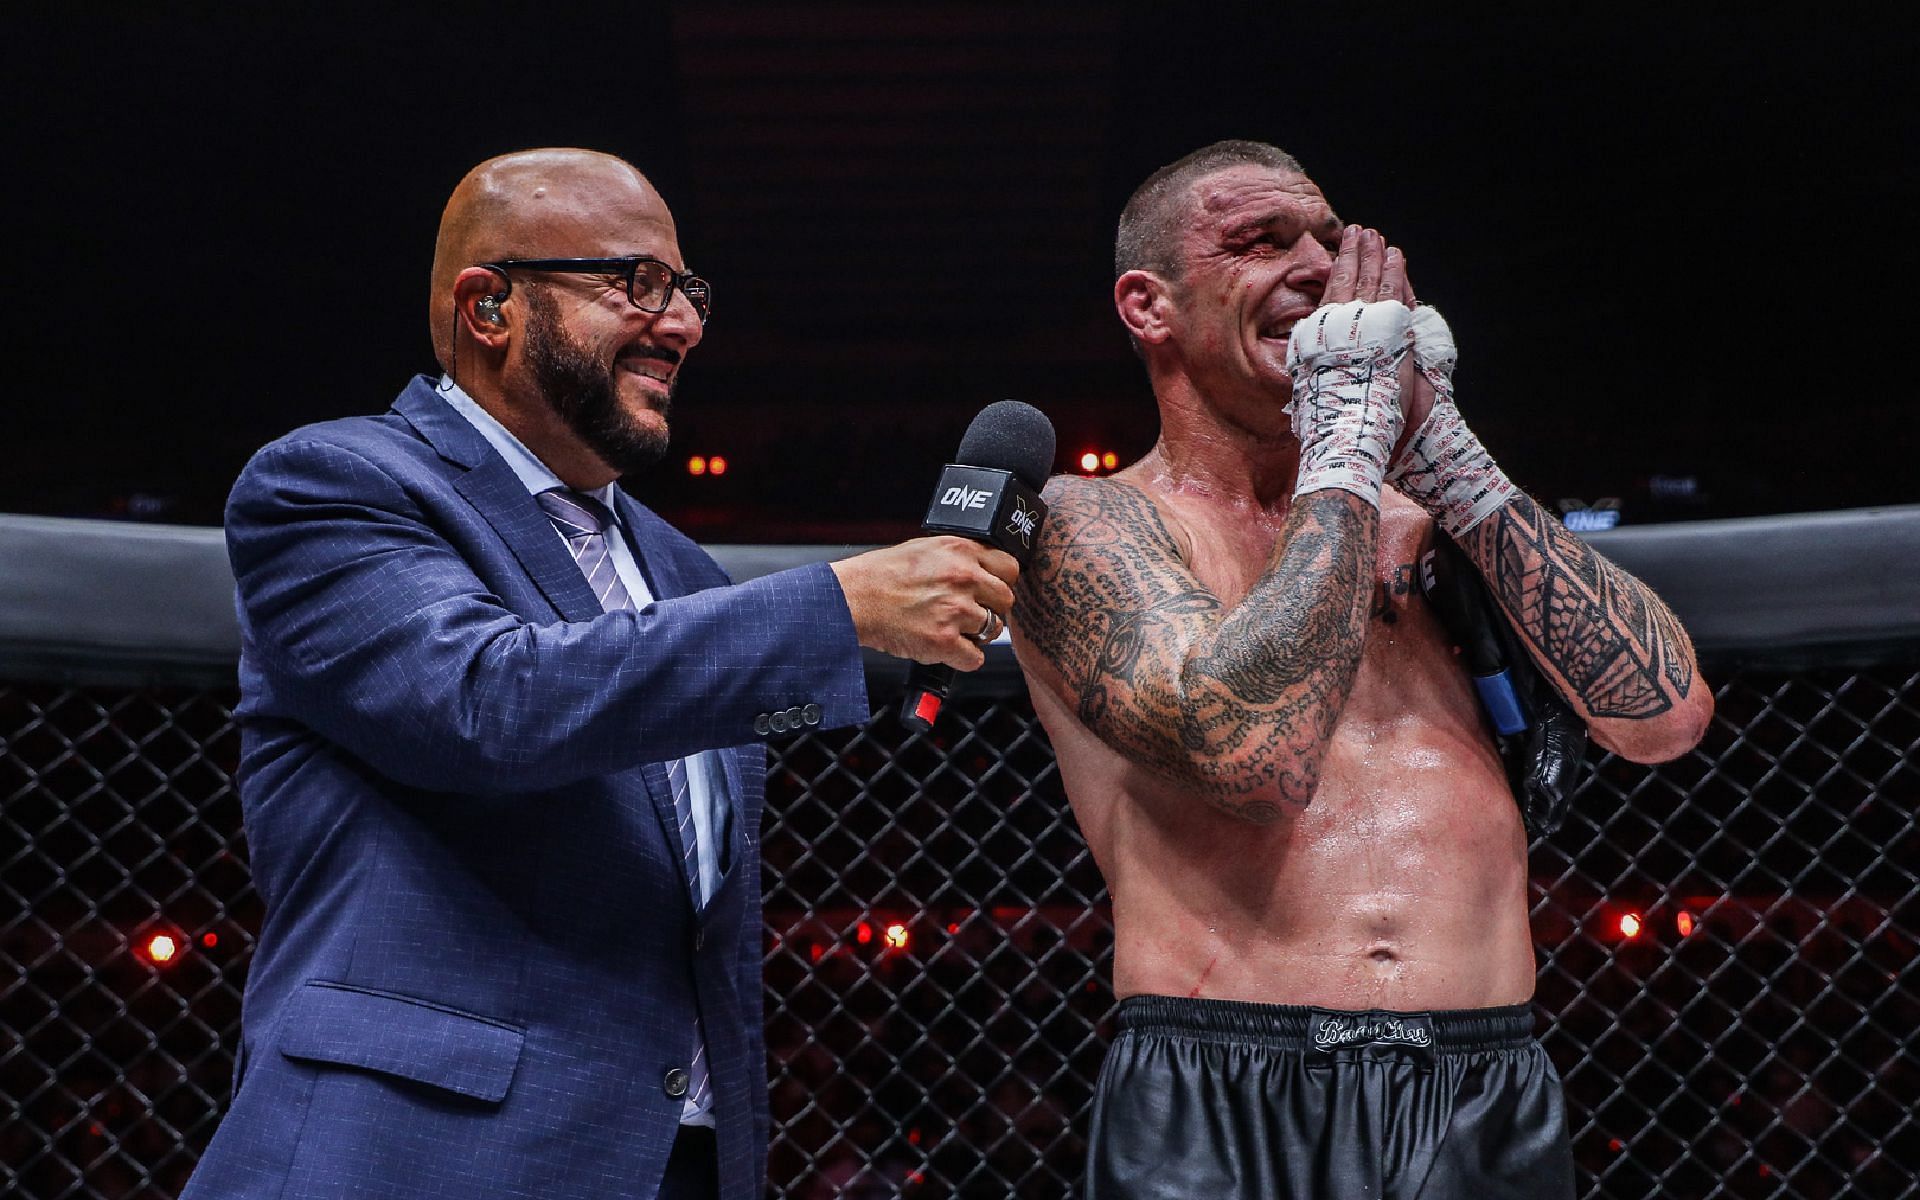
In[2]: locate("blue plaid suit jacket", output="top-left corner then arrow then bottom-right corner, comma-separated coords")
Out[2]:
183,377 -> 869,1200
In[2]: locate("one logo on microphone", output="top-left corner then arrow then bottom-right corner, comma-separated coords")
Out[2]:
1005,496 -> 1038,547
940,485 -> 993,511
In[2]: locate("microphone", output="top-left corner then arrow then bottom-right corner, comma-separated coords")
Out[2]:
899,400 -> 1057,731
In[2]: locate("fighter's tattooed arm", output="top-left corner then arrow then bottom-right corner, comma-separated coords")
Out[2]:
1456,492 -> 1712,762
1012,476 -> 1376,822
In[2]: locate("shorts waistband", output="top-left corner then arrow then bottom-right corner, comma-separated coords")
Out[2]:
1115,994 -> 1536,1053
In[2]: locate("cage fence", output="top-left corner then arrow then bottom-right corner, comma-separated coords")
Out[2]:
3,510 -> 1918,1199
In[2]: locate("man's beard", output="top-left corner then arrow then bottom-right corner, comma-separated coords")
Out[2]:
522,286 -> 675,476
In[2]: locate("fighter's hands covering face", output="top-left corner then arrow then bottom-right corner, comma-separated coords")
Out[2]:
1283,226 -> 1416,506
1336,235 -> 1517,536
1321,228 -> 1434,451
1322,225 -> 1402,305
1384,249 -> 1437,450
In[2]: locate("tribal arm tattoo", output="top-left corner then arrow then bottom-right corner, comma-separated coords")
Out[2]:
1012,476 -> 1377,822
1456,492 -> 1712,762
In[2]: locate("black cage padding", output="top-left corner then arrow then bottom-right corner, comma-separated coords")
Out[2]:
4,512 -> 1918,1198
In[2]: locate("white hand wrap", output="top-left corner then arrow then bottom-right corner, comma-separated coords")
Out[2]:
1387,305 -> 1517,536
1409,304 -> 1457,398
1284,300 -> 1411,507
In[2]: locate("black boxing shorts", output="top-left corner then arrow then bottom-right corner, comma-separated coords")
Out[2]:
1085,995 -> 1574,1200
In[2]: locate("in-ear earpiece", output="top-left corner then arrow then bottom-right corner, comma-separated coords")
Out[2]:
475,294 -> 506,325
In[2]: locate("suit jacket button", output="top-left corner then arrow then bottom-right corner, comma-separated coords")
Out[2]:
802,703 -> 822,726
664,1067 -> 690,1098
769,710 -> 789,733
753,713 -> 771,736
785,705 -> 803,727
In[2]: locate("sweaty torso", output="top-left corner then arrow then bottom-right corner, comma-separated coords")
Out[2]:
1022,479 -> 1536,1010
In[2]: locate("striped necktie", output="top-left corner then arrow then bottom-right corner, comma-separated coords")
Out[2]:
535,487 -> 634,612
665,755 -> 711,1117
534,486 -> 713,1121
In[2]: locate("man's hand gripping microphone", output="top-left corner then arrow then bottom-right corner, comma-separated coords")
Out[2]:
900,401 -> 1056,731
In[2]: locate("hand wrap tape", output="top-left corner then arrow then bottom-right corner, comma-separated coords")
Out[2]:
1387,305 -> 1517,535
1284,300 -> 1411,507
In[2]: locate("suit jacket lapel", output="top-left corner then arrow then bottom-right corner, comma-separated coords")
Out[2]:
454,460 -> 607,622
610,488 -> 682,603
393,379 -> 604,623
717,749 -> 747,871
602,492 -> 706,908
611,494 -> 749,894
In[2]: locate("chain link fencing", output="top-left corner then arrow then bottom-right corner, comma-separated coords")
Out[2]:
3,512 -> 1917,1198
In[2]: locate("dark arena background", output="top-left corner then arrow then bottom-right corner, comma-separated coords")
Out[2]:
5,5 -> 1918,1199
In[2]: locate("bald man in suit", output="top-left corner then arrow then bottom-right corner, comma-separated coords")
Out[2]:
184,149 -> 1016,1200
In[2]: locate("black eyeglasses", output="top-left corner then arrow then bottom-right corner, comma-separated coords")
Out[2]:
480,256 -> 712,324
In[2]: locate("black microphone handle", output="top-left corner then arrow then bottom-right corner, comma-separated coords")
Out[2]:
900,661 -> 958,731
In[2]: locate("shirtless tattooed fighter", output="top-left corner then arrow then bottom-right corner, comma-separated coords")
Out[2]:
1011,142 -> 1712,1199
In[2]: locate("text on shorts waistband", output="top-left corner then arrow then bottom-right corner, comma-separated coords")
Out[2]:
1114,994 -> 1536,1055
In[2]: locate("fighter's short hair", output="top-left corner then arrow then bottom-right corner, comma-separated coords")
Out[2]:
1115,140 -> 1304,282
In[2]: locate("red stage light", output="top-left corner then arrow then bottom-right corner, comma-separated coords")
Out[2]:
856,922 -> 874,945
1675,911 -> 1695,937
884,922 -> 909,950
202,932 -> 219,948
708,455 -> 728,477
687,456 -> 707,476
144,933 -> 180,965
1079,452 -> 1099,472
1101,452 -> 1118,469
1618,913 -> 1643,939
